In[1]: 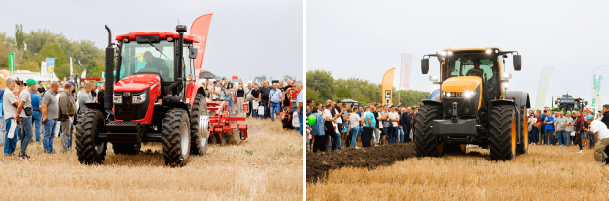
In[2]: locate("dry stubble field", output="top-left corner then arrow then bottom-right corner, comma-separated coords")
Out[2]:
307,144 -> 609,200
0,118 -> 302,200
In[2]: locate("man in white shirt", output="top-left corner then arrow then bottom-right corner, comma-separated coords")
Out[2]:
323,104 -> 339,151
585,117 -> 609,165
388,106 -> 400,145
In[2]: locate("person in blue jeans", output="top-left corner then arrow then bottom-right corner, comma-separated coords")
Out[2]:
269,83 -> 282,121
41,82 -> 59,153
16,78 -> 37,159
31,91 -> 42,142
543,111 -> 555,145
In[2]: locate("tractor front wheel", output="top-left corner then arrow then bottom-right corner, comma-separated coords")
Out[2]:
161,108 -> 191,167
75,109 -> 107,165
489,105 -> 516,161
414,105 -> 443,157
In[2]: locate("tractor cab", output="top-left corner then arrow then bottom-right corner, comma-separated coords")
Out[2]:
115,31 -> 199,97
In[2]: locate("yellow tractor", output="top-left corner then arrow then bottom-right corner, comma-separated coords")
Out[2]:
416,47 -> 530,160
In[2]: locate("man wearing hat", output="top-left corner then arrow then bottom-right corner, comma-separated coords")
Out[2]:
14,78 -> 37,160
584,114 -> 609,166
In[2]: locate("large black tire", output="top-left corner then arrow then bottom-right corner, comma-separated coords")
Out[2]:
517,108 -> 528,155
161,108 -> 191,167
414,105 -> 444,157
489,105 -> 516,161
75,109 -> 107,165
112,143 -> 141,155
190,93 -> 209,155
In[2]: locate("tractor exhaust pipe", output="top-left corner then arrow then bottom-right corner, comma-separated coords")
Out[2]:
170,25 -> 187,94
104,25 -> 115,110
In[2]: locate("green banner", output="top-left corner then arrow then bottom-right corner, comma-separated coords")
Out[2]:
8,53 -> 14,72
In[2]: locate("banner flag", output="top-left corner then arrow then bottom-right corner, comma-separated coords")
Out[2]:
46,57 -> 55,75
381,68 -> 396,106
400,54 -> 413,89
70,57 -> 73,76
8,54 -> 15,72
591,66 -> 608,112
534,66 -> 554,110
81,69 -> 87,79
190,13 -> 213,79
41,62 -> 47,75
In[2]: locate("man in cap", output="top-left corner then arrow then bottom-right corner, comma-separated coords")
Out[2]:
15,78 -> 37,160
31,82 -> 43,142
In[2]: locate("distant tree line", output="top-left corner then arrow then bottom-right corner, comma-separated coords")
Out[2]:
0,24 -> 105,80
306,69 -> 430,107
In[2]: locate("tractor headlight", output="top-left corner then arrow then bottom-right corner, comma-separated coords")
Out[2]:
462,90 -> 475,98
503,82 -> 509,90
503,72 -> 512,80
486,49 -> 492,54
113,95 -> 122,104
132,93 -> 147,104
443,92 -> 457,97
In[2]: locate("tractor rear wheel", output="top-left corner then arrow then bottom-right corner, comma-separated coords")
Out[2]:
489,105 -> 516,160
414,105 -> 443,157
161,108 -> 191,167
190,93 -> 209,155
75,109 -> 107,165
112,143 -> 141,155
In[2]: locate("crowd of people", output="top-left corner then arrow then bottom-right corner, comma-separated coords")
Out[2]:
528,107 -> 609,165
0,78 -> 104,160
202,77 -> 304,134
0,76 -> 305,161
304,98 -> 609,166
305,99 -> 418,152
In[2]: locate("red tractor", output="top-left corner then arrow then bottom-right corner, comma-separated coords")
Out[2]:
74,25 -> 231,167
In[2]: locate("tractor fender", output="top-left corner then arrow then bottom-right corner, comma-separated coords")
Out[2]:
505,91 -> 531,109
185,82 -> 206,109
421,99 -> 442,107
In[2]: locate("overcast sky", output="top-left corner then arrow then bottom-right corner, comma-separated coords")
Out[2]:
0,0 -> 303,82
307,0 -> 609,109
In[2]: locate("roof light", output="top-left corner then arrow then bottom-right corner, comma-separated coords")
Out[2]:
441,51 -> 447,57
167,36 -> 173,42
486,49 -> 492,54
447,51 -> 452,56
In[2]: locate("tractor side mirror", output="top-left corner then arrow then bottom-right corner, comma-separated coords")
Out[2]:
513,55 -> 522,71
189,47 -> 198,59
421,58 -> 429,74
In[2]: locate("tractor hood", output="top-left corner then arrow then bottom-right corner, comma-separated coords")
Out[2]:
114,74 -> 160,92
441,76 -> 482,92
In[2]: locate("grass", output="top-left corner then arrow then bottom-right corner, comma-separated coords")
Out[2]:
0,118 -> 302,200
306,144 -> 609,200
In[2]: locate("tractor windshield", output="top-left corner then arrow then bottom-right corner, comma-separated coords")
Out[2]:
119,41 -> 175,81
444,54 -> 501,100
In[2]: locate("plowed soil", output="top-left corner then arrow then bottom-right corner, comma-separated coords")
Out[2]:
306,144 -> 415,182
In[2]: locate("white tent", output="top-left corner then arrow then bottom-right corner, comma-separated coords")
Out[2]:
8,73 -> 59,82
